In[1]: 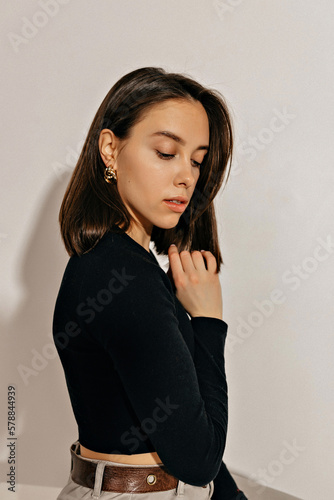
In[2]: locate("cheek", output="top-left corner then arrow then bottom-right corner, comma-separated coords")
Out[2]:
190,169 -> 200,184
118,149 -> 172,202
123,163 -> 159,203
136,158 -> 169,192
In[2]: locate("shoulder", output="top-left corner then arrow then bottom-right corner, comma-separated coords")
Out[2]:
63,231 -> 174,300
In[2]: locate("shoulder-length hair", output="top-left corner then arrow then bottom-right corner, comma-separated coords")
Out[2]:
59,67 -> 233,272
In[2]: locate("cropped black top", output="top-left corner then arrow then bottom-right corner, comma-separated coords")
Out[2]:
53,230 -> 247,498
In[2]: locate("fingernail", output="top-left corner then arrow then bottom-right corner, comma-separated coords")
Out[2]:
200,249 -> 205,252
170,244 -> 176,247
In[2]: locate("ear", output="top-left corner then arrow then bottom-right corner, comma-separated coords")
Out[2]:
98,129 -> 121,167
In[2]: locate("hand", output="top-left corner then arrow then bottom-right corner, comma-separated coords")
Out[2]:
167,245 -> 223,320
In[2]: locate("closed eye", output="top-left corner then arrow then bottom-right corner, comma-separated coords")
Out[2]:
156,150 -> 175,160
155,150 -> 202,168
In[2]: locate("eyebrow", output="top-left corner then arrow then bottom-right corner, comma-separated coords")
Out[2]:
150,131 -> 209,151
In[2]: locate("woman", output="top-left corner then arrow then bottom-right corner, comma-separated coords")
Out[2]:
53,67 -> 248,500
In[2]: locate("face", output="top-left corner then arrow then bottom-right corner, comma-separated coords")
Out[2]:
100,98 -> 210,237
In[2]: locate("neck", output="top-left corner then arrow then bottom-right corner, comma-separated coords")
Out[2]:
125,226 -> 152,253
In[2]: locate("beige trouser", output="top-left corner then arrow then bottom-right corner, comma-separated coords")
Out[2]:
56,441 -> 214,500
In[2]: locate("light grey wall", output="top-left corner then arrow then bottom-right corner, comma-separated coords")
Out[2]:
1,1 -> 333,499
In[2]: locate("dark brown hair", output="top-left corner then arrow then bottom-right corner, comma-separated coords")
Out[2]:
59,67 -> 233,272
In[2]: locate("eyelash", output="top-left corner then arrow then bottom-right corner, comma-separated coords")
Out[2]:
155,150 -> 202,168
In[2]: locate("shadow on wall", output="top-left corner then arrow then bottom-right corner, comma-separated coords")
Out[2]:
1,173 -> 78,488
231,472 -> 303,500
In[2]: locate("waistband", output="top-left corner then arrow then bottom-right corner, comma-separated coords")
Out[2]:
70,440 -> 209,495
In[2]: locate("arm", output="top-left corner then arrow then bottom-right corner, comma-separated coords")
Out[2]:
90,262 -> 228,487
212,461 -> 248,499
190,318 -> 248,498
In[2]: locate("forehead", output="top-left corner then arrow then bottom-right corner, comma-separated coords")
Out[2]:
134,98 -> 209,138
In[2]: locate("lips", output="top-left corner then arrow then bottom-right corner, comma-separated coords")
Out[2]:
163,200 -> 187,213
163,196 -> 188,204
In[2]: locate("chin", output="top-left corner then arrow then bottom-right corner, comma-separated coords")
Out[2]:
153,219 -> 180,230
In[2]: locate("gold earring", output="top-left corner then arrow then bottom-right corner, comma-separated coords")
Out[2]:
104,165 -> 117,183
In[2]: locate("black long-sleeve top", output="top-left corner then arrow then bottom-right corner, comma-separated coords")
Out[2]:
52,229 -> 247,498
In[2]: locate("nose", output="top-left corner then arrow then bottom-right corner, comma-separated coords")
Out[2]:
174,154 -> 197,188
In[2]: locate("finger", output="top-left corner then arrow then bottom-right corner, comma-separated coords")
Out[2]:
178,250 -> 198,274
167,245 -> 184,277
189,250 -> 209,271
200,251 -> 217,274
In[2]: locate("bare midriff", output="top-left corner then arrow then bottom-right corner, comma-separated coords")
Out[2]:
80,444 -> 163,465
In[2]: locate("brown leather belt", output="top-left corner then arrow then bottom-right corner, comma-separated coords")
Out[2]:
70,442 -> 208,493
